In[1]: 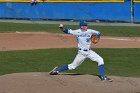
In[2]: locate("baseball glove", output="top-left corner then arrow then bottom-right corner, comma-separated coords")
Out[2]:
91,34 -> 99,44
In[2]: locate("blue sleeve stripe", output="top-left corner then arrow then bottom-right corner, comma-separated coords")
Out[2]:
63,29 -> 70,34
97,32 -> 100,39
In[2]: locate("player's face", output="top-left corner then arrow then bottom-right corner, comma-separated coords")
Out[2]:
80,25 -> 87,31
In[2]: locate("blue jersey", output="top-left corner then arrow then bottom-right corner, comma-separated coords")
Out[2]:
68,29 -> 100,50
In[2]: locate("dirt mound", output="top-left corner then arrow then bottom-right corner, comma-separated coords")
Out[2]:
0,72 -> 140,93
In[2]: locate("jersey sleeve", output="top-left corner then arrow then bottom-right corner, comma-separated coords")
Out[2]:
63,29 -> 80,36
68,29 -> 80,35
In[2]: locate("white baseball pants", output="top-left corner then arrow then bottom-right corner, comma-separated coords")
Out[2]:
68,49 -> 104,70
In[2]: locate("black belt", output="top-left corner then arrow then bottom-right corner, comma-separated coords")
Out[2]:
79,48 -> 90,51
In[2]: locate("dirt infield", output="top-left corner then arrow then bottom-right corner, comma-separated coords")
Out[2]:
0,32 -> 140,93
0,32 -> 140,51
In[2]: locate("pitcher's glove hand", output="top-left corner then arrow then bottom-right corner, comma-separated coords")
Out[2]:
91,34 -> 99,44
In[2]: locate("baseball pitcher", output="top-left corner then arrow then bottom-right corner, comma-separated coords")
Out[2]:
49,21 -> 113,82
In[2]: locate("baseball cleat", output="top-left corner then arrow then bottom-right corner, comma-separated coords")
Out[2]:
49,67 -> 59,75
101,76 -> 113,82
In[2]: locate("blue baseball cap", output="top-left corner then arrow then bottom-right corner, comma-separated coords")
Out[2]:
79,21 -> 88,27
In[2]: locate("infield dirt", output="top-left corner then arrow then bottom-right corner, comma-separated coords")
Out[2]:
0,32 -> 140,51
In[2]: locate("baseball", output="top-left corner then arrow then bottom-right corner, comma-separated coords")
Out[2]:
59,24 -> 63,27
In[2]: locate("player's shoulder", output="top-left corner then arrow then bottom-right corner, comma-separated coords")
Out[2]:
87,29 -> 96,31
72,29 -> 81,32
87,29 -> 99,33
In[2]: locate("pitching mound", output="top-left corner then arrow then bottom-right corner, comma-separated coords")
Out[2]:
0,72 -> 140,93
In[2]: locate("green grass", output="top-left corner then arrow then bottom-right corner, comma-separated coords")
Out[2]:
0,22 -> 59,33
0,22 -> 140,37
93,26 -> 140,37
0,48 -> 140,77
0,22 -> 139,77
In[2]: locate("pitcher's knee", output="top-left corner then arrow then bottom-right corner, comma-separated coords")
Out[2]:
97,58 -> 104,66
68,64 -> 77,70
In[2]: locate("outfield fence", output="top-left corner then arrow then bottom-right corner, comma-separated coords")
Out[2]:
0,1 -> 140,22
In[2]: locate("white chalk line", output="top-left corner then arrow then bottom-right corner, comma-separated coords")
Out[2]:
13,32 -> 140,42
102,37 -> 140,42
